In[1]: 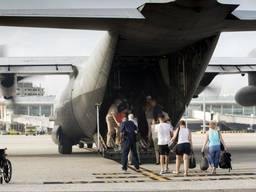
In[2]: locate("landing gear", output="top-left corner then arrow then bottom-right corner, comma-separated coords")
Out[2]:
58,132 -> 72,154
0,148 -> 12,184
3,159 -> 12,183
87,143 -> 93,148
78,142 -> 84,149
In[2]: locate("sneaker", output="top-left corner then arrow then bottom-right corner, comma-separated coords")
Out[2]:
135,167 -> 140,171
122,167 -> 127,172
164,168 -> 170,174
159,170 -> 165,175
172,171 -> 179,176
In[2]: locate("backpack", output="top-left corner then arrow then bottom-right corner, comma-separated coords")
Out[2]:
219,151 -> 232,172
189,151 -> 196,169
200,152 -> 209,171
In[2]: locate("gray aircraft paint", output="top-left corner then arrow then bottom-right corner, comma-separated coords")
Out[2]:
55,32 -> 117,139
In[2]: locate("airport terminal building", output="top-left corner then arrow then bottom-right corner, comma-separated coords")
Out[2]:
0,82 -> 55,134
190,96 -> 256,116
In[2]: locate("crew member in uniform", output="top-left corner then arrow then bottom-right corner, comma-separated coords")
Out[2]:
121,114 -> 140,171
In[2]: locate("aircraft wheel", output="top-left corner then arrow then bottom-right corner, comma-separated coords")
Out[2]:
78,142 -> 84,149
58,132 -> 72,154
87,143 -> 93,148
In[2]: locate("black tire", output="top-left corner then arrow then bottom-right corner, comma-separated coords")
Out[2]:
3,159 -> 12,183
0,177 -> 3,184
87,143 -> 93,148
58,132 -> 72,154
78,142 -> 84,149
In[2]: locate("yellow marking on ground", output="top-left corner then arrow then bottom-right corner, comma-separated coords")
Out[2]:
128,166 -> 170,182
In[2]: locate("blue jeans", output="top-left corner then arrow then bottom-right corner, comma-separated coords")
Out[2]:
208,145 -> 221,168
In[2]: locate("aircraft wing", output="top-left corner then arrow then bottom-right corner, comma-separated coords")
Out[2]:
0,57 -> 86,75
206,57 -> 256,74
0,0 -> 145,30
0,0 -> 256,32
0,8 -> 144,19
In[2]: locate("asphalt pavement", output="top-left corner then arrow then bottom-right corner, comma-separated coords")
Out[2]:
0,133 -> 255,192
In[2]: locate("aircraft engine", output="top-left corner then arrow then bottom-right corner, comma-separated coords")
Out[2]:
235,72 -> 256,106
0,74 -> 17,99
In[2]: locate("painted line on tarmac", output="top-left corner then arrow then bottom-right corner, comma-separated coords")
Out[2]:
92,172 -> 132,175
16,174 -> 256,185
43,180 -> 149,185
95,175 -> 144,179
128,166 -> 171,181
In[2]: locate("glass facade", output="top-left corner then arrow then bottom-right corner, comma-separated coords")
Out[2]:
212,105 -> 221,113
222,104 -> 233,115
29,105 -> 40,116
13,104 -> 53,117
14,105 -> 28,115
233,104 -> 243,115
190,103 -> 256,117
41,105 -> 52,117
244,107 -> 254,116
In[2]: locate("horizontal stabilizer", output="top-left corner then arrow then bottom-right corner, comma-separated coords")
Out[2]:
207,57 -> 256,74
233,10 -> 256,20
0,57 -> 86,75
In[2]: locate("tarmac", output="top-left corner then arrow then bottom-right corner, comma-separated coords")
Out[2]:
0,133 -> 256,192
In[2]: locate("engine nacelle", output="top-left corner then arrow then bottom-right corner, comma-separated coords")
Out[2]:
235,72 -> 256,107
235,86 -> 256,106
0,74 -> 16,99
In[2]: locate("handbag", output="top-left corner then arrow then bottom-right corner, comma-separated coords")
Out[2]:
189,151 -> 196,169
200,152 -> 209,171
169,127 -> 180,152
218,131 -> 225,151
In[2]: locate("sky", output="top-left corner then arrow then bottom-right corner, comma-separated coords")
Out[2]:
0,29 -> 255,97
0,0 -> 256,97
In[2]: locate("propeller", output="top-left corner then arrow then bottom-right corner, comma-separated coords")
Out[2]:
0,45 -> 33,109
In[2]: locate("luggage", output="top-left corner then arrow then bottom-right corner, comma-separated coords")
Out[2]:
189,151 -> 196,169
200,152 -> 209,171
218,131 -> 225,151
220,142 -> 225,151
169,127 -> 180,153
219,151 -> 232,172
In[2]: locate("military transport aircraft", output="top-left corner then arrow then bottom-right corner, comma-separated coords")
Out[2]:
0,0 -> 256,154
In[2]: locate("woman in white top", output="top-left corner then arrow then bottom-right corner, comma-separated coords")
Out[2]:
172,120 -> 192,176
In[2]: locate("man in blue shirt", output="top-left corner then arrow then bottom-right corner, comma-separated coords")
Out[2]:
120,114 -> 140,171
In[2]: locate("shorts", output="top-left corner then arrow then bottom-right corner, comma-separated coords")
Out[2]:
158,145 -> 170,155
175,143 -> 191,156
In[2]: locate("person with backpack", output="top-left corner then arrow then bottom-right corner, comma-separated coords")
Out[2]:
172,120 -> 192,176
201,121 -> 227,175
